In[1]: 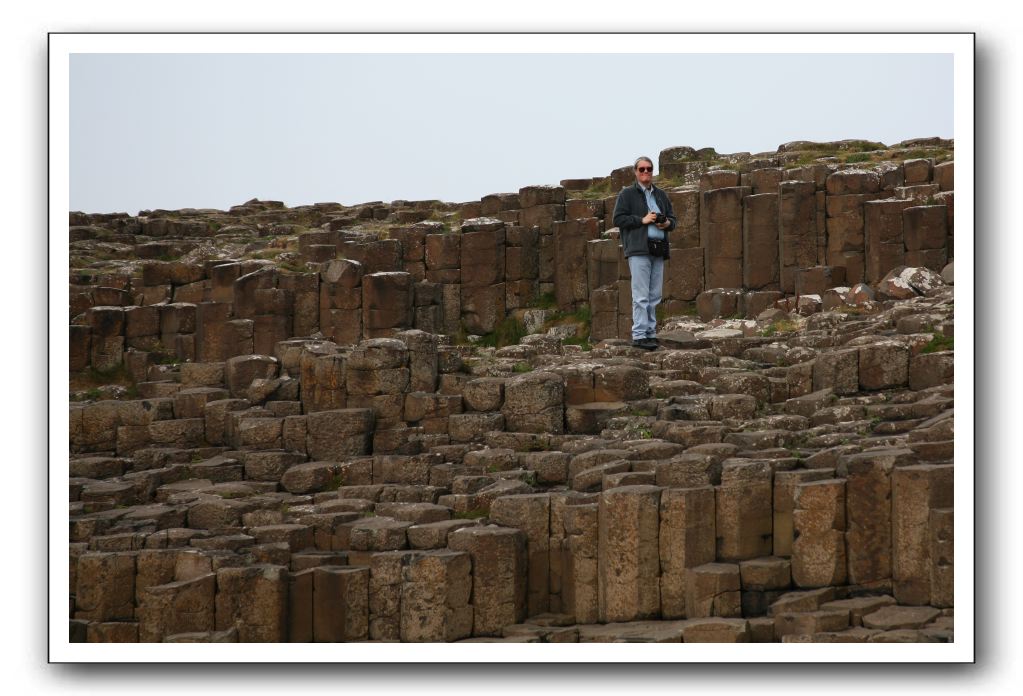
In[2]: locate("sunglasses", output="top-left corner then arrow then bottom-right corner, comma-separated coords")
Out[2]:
637,167 -> 653,173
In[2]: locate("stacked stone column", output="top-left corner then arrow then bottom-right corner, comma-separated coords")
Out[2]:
864,198 -> 913,283
598,485 -> 662,622
424,230 -> 461,336
662,188 -> 704,313
518,185 -> 566,297
553,217 -> 599,311
701,186 -> 750,289
459,218 -> 506,334
903,204 -> 949,271
505,225 -> 540,310
778,181 -> 819,293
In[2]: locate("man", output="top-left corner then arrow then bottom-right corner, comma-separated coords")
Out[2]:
612,156 -> 677,350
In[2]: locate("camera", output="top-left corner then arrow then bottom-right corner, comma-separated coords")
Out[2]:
654,213 -> 667,224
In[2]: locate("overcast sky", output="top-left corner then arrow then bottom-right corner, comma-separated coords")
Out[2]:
70,52 -> 953,214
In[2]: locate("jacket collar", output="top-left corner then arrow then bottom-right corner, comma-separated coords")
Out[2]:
634,181 -> 658,194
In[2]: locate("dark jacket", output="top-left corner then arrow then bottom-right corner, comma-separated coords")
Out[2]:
612,182 -> 677,259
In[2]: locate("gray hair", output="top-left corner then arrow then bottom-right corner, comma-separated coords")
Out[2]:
634,156 -> 654,170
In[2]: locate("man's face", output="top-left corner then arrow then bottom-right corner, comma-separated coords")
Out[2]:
635,161 -> 654,186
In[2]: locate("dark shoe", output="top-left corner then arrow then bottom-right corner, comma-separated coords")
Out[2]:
632,339 -> 656,351
645,337 -> 660,349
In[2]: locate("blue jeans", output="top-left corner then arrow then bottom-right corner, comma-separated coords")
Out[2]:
627,253 -> 664,340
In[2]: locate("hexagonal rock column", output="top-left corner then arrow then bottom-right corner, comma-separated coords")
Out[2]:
843,451 -> 896,585
367,551 -> 414,641
864,198 -> 913,282
214,565 -> 288,642
658,486 -> 716,619
553,217 -> 600,311
795,265 -> 846,297
362,271 -> 413,339
505,225 -> 539,310
309,566 -> 369,642
448,526 -> 526,636
903,204 -> 949,271
716,461 -> 773,562
490,494 -> 551,617
742,192 -> 780,290
346,338 -> 410,430
909,351 -> 954,391
305,408 -> 374,463
892,464 -> 953,605
701,186 -> 750,289
791,479 -> 847,588
400,550 -> 473,642
598,485 -> 662,623
685,562 -> 742,618
194,302 -> 233,362
319,258 -> 364,345
930,507 -> 954,608
586,238 -> 619,296
858,340 -> 909,391
825,190 -> 877,284
778,181 -> 818,293
137,573 -> 216,642
225,354 -> 279,398
812,348 -> 859,395
75,552 -> 136,622
86,306 -> 125,370
460,218 -> 506,334
395,329 -> 440,393
662,252 -> 704,305
562,502 -> 599,624
501,371 -> 565,434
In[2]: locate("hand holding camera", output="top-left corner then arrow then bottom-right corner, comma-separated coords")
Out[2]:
642,212 -> 658,224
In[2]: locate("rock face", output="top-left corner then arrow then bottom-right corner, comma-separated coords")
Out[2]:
67,139 -> 956,644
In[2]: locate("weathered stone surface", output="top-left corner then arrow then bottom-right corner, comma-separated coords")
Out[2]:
224,355 -> 279,399
138,574 -> 216,642
893,464 -> 953,605
553,217 -> 600,310
821,595 -> 897,627
843,453 -> 895,585
686,563 -> 741,619
792,479 -> 847,588
448,526 -> 527,636
773,469 -> 834,557
300,566 -> 369,642
363,272 -> 413,336
681,618 -> 751,643
775,609 -> 850,638
930,507 -> 954,608
502,371 -> 564,434
490,494 -> 551,617
75,552 -> 136,622
716,461 -> 773,561
348,516 -> 412,552
778,181 -> 818,293
864,198 -> 912,282
909,351 -> 954,391
400,551 -> 473,642
861,605 -> 941,631
739,557 -> 791,592
743,193 -> 780,289
858,340 -> 909,390
659,487 -> 716,618
562,502 -> 599,624
306,409 -> 374,460
280,461 -> 341,494
598,485 -> 662,623
214,565 -> 288,642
